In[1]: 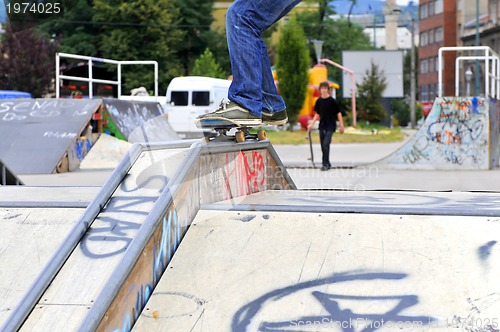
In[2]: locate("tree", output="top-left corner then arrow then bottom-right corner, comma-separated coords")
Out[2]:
93,0 -> 185,93
356,61 -> 388,123
0,26 -> 58,97
295,10 -> 372,66
276,17 -> 310,130
191,48 -> 227,79
174,0 -> 215,75
40,0 -> 99,56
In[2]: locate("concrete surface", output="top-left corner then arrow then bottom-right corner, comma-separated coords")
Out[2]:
0,205 -> 85,326
378,97 -> 498,170
133,209 -> 500,331
19,147 -> 189,331
16,134 -> 500,192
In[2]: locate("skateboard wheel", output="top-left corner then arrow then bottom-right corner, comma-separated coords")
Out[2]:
235,131 -> 245,143
257,129 -> 267,141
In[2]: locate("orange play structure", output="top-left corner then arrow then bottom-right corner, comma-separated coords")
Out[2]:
273,64 -> 339,129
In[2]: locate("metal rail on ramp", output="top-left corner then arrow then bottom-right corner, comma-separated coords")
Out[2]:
2,139 -> 295,331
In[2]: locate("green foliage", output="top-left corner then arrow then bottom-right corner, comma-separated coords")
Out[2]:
191,48 -> 227,78
0,26 -> 57,97
391,98 -> 423,127
39,0 -> 99,56
295,11 -> 371,67
276,17 -> 310,130
356,62 -> 388,123
173,0 -> 216,75
93,0 -> 185,93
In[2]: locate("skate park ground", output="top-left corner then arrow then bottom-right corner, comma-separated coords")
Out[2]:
2,130 -> 500,331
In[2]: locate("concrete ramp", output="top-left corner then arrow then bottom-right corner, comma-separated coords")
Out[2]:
0,186 -> 98,326
102,99 -> 179,142
0,99 -> 101,174
134,209 -> 500,331
378,97 -> 499,170
2,140 -> 294,331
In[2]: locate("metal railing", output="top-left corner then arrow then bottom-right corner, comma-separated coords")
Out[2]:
55,53 -> 158,98
438,46 -> 500,98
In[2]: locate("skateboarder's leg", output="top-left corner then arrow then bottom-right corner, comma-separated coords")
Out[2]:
226,0 -> 302,115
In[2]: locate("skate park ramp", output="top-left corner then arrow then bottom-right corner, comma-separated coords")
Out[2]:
78,133 -> 132,170
0,186 -> 98,327
377,96 -> 499,170
0,158 -> 23,185
0,99 -> 101,174
134,206 -> 500,331
1,139 -> 294,331
102,99 -> 179,143
3,136 -> 500,331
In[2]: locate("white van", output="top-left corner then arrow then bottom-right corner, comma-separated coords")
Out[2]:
165,76 -> 231,138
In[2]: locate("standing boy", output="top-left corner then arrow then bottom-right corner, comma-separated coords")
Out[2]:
196,0 -> 303,126
307,82 -> 345,171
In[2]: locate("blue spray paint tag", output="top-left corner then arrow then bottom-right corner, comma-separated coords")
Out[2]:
472,96 -> 478,114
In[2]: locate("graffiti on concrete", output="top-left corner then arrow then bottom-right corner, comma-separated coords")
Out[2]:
385,97 -> 491,169
0,99 -> 98,121
232,271 -> 435,331
224,151 -> 266,199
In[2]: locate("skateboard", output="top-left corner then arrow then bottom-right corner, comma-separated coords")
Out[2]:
196,118 -> 267,143
308,130 -> 315,167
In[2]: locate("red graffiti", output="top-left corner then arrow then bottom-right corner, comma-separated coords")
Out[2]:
224,150 -> 266,199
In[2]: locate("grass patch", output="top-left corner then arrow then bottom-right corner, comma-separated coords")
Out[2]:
253,126 -> 405,144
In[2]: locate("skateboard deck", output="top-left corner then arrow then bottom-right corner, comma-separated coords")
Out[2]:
196,118 -> 267,143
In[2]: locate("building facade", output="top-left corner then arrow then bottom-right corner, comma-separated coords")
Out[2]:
418,0 -> 494,100
418,0 -> 458,101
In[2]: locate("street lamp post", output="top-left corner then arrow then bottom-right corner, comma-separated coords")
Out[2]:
465,67 -> 473,96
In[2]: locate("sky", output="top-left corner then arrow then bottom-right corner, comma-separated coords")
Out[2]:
396,0 -> 419,5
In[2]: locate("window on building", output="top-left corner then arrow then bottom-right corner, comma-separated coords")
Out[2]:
435,0 -> 443,14
428,1 -> 434,16
420,59 -> 429,73
420,31 -> 428,46
421,85 -> 429,101
420,4 -> 428,19
429,29 -> 435,44
436,56 -> 440,71
429,57 -> 435,72
429,84 -> 435,100
435,27 -> 443,43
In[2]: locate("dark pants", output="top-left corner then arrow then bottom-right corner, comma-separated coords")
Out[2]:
319,129 -> 334,167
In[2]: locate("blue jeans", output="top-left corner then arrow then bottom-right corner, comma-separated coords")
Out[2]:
226,0 -> 302,116
320,129 -> 334,167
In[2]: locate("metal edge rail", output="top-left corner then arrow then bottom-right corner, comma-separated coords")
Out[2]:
78,141 -> 203,331
78,139 -> 295,331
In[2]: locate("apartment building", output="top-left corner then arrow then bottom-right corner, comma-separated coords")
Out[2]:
419,0 -> 492,100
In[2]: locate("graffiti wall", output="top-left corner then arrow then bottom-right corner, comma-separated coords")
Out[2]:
95,147 -> 294,331
381,97 -> 497,170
